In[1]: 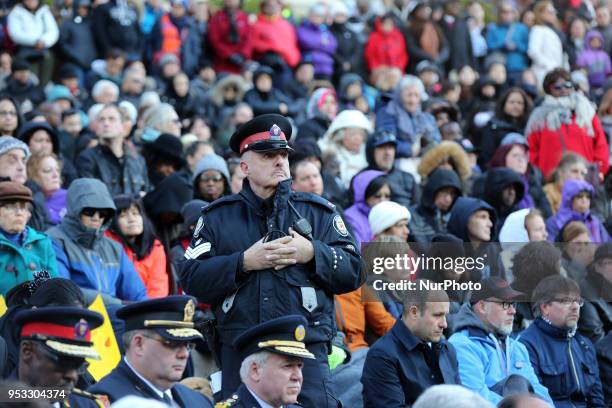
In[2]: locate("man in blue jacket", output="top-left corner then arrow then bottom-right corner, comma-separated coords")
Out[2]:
520,275 -> 605,408
449,277 -> 553,405
361,284 -> 461,407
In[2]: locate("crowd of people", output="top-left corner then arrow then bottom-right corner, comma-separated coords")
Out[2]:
0,0 -> 610,406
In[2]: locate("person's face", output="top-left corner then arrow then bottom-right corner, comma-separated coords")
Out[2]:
414,5 -> 431,20
521,10 -> 535,26
444,1 -> 460,16
29,130 -> 53,155
480,299 -> 516,336
373,144 -> 396,171
515,396 -> 553,408
163,61 -> 181,78
295,64 -> 314,84
171,2 -> 185,17
173,74 -> 189,97
365,183 -> 391,208
341,128 -> 366,154
570,19 -> 586,40
0,53 -> 12,73
123,71 -> 145,94
224,0 -> 240,10
504,92 -> 526,118
481,84 -> 496,98
320,94 -> 338,119
159,112 -> 182,137
384,219 -> 409,241
440,123 -> 462,142
261,0 -> 280,16
346,82 -> 362,99
135,332 -> 191,388
80,208 -> 111,230
458,66 -> 477,86
501,185 -> 517,207
292,161 -> 324,196
467,209 -> 492,242
118,204 -> 144,237
12,69 -> 30,84
381,17 -> 394,32
541,4 -> 557,24
589,36 -> 602,50
256,74 -> 273,93
0,148 -> 27,184
505,145 -> 528,175
62,114 -> 82,136
566,232 -> 594,266
36,156 -> 61,194
560,162 -> 587,184
20,342 -> 81,391
309,12 -> 325,26
542,292 -> 582,329
596,7 -> 610,27
333,12 -> 348,24
571,191 -> 591,214
233,106 -> 254,126
433,187 -> 457,212
499,4 -> 515,24
241,150 -> 290,191
186,144 -> 212,172
197,169 -> 225,201
488,64 -> 506,84
407,301 -> 450,343
0,100 -> 18,133
95,86 -> 118,104
96,107 -> 124,140
526,215 -> 548,241
252,353 -> 303,406
594,257 -> 612,285
400,86 -> 421,113
190,119 -> 212,142
106,57 -> 125,77
0,201 -> 31,233
230,165 -> 246,194
549,78 -> 573,98
419,71 -> 439,87
23,0 -> 39,11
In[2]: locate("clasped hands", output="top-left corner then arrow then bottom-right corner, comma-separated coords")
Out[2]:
243,228 -> 314,272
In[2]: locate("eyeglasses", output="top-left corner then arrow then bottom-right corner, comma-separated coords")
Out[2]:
552,81 -> 574,91
487,300 -> 517,310
81,208 -> 113,219
552,297 -> 584,307
142,334 -> 195,352
200,174 -> 224,182
1,202 -> 33,213
0,110 -> 17,117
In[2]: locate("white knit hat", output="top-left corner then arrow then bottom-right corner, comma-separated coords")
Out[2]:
368,201 -> 411,236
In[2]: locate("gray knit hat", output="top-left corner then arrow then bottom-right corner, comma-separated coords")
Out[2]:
193,154 -> 230,184
0,136 -> 31,160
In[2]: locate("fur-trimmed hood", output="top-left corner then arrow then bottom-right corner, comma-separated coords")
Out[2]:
417,141 -> 472,181
210,74 -> 248,107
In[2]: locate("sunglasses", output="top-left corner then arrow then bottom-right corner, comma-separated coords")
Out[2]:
81,208 -> 113,219
552,81 -> 574,91
142,334 -> 195,352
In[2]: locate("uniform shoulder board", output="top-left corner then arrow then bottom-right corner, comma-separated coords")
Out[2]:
214,394 -> 240,408
291,192 -> 336,212
203,195 -> 242,213
71,388 -> 111,408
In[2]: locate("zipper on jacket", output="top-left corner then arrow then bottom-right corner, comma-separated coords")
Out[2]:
567,338 -> 582,396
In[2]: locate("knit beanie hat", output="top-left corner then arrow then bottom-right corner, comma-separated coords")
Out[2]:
0,136 -> 31,160
193,154 -> 230,184
368,201 -> 411,236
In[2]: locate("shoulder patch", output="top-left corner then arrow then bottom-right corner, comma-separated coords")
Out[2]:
204,195 -> 242,213
333,215 -> 349,237
193,216 -> 204,236
215,394 -> 240,408
291,192 -> 336,212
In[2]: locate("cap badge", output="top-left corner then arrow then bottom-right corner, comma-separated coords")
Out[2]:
183,299 -> 196,322
74,319 -> 89,340
294,325 -> 306,341
269,124 -> 282,140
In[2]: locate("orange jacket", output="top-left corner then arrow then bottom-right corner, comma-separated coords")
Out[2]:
335,286 -> 396,352
106,232 -> 169,298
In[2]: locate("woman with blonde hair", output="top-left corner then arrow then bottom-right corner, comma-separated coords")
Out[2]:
26,152 -> 66,225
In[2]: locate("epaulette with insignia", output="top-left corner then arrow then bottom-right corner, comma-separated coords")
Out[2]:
214,394 -> 240,407
291,192 -> 336,212
71,388 -> 111,408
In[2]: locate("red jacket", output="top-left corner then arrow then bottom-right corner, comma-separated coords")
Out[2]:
527,114 -> 609,180
251,13 -> 300,68
207,9 -> 253,73
364,18 -> 408,72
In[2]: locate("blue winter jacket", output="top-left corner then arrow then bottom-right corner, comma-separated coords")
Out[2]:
449,303 -> 553,405
485,22 -> 530,74
519,318 -> 606,408
47,178 -> 147,302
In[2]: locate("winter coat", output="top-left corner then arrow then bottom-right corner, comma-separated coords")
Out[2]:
243,87 -> 294,117
181,18 -> 208,78
362,320 -> 461,407
207,9 -> 252,74
596,332 -> 612,405
44,188 -> 67,225
364,17 -> 408,72
449,304 -> 553,405
528,24 -> 566,87
47,178 -> 147,301
479,117 -> 524,168
251,13 -> 300,68
0,226 -> 58,296
76,143 -> 149,197
527,93 -> 610,180
485,22 -> 529,74
2,77 -> 45,107
440,15 -> 476,72
296,20 -> 337,77
344,170 -> 385,246
105,232 -> 168,298
519,318 -> 606,408
545,179 -> 610,243
410,168 -> 462,244
58,14 -> 98,69
578,267 -> 612,344
90,0 -> 141,57
404,20 -> 449,73
7,4 -> 58,48
329,21 -> 362,80
576,30 -> 612,89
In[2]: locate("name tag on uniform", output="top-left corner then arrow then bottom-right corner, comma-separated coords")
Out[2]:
301,287 -> 317,312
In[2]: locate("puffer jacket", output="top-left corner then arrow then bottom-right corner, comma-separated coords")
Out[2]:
449,304 -> 553,405
47,178 -> 147,301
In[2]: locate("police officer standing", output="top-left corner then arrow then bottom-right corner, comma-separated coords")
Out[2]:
179,114 -> 363,407
216,315 -> 315,408
12,306 -> 109,407
88,296 -> 214,407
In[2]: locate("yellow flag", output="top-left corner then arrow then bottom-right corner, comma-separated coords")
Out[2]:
87,295 -> 121,381
0,296 -> 6,317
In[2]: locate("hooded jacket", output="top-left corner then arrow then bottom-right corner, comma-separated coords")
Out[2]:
545,179 -> 610,243
364,16 -> 408,72
7,3 -> 58,48
47,178 -> 147,301
410,168 -> 462,244
519,318 -> 605,408
343,170 -> 385,246
482,167 -> 525,239
576,30 -> 612,89
449,304 -> 552,405
296,20 -> 337,77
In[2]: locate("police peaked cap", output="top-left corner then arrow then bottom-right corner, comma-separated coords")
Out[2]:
229,114 -> 293,155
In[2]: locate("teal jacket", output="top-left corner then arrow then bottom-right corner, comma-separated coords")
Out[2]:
0,227 -> 58,295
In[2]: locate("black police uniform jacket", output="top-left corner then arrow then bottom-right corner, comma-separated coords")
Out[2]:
88,359 -> 213,407
215,383 -> 302,407
179,178 -> 364,346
